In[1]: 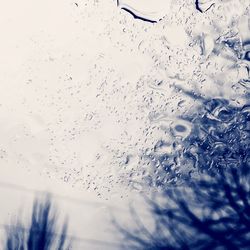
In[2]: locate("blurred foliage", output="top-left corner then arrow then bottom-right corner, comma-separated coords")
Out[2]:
4,195 -> 70,250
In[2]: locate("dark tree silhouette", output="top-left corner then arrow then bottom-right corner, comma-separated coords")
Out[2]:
117,97 -> 250,249
117,165 -> 250,250
4,195 -> 70,250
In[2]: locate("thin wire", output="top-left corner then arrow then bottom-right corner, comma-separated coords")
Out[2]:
0,181 -> 102,207
0,181 -> 148,215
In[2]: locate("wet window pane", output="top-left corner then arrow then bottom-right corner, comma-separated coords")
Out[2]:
0,0 -> 249,249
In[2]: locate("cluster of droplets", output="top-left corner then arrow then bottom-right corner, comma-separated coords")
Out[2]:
182,98 -> 250,173
139,97 -> 250,188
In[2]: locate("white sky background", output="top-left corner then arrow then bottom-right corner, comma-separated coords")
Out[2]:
0,0 -> 250,249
